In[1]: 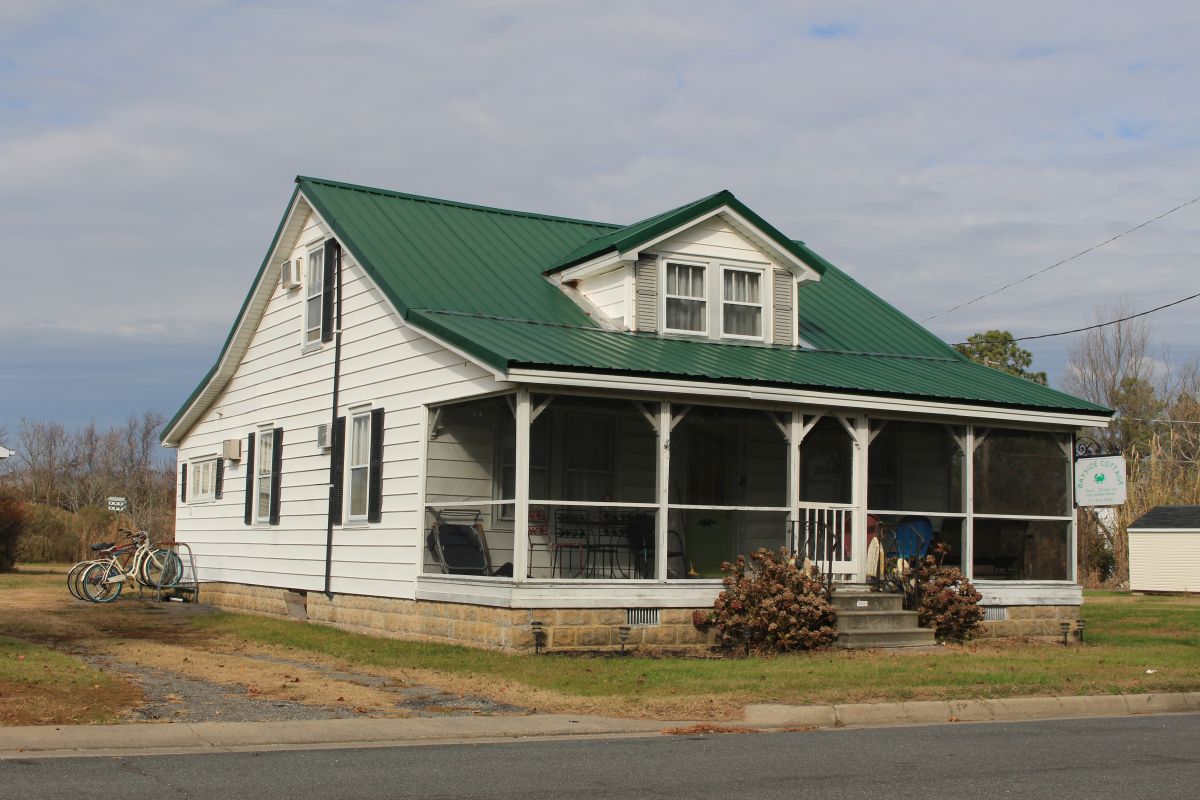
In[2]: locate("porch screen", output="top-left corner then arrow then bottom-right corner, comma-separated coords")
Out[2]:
867,422 -> 967,571
972,429 -> 1072,581
668,406 -> 789,578
526,396 -> 659,580
422,394 -> 516,577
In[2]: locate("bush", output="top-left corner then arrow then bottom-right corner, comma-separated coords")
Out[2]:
0,493 -> 24,572
707,547 -> 838,654
16,503 -> 79,564
912,549 -> 985,642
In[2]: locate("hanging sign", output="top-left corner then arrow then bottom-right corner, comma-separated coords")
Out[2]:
1074,456 -> 1127,507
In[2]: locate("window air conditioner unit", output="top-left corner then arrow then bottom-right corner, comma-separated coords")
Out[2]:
222,439 -> 242,462
316,424 -> 332,451
280,259 -> 302,290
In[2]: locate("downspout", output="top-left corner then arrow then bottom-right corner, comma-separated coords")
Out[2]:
324,243 -> 344,598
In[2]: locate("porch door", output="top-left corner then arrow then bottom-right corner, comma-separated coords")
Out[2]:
798,417 -> 857,575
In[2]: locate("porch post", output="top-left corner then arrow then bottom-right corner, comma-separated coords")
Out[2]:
1064,434 -> 1077,583
788,411 -> 801,553
963,426 -> 975,581
512,387 -> 531,583
852,417 -> 870,582
656,401 -> 671,582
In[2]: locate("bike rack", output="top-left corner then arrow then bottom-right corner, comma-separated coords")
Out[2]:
157,542 -> 200,603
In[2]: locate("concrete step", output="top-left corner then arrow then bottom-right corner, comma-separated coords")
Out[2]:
835,628 -> 936,649
836,610 -> 922,632
832,591 -> 904,612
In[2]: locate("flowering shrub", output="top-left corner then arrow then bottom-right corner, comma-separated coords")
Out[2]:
912,546 -> 984,642
706,548 -> 838,654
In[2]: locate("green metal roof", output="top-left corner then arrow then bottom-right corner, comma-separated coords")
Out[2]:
547,188 -> 829,276
165,177 -> 1109,443
298,176 -> 617,324
408,309 -> 1109,414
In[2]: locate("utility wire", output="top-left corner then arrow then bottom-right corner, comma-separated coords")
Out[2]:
951,290 -> 1200,346
923,194 -> 1200,322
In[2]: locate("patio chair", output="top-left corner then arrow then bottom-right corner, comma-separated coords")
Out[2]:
893,516 -> 933,561
427,509 -> 513,577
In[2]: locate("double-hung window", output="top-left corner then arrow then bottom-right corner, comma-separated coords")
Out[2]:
305,246 -> 324,345
664,262 -> 707,334
721,267 -> 763,338
348,411 -> 371,520
189,458 -> 217,502
256,428 -> 274,523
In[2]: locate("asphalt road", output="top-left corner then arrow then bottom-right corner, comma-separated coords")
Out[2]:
4,714 -> 1199,799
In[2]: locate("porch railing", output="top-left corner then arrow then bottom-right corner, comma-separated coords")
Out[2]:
796,502 -> 854,567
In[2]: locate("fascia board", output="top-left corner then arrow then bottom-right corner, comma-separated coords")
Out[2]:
622,205 -> 820,282
505,368 -> 1112,429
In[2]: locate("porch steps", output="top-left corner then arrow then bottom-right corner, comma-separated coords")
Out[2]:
832,591 -> 935,649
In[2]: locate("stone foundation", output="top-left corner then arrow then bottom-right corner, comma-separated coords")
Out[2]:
977,604 -> 1082,639
200,582 -> 1078,650
200,582 -> 715,651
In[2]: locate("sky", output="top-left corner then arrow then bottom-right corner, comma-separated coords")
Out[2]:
1,1 -> 1198,439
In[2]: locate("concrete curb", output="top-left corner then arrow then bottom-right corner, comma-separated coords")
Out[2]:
744,691 -> 1200,729
0,715 -> 682,759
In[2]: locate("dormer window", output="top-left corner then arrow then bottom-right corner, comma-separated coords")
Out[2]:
721,266 -> 763,339
664,261 -> 707,334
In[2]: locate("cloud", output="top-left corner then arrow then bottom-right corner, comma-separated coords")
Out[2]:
1,0 -> 1199,428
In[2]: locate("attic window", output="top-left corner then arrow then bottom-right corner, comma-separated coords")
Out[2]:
664,262 -> 707,334
721,267 -> 763,339
305,246 -> 324,344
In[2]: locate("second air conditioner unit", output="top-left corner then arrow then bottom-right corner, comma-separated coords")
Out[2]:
280,259 -> 302,290
316,424 -> 332,451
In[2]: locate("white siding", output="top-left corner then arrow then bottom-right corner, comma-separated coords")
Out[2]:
175,210 -> 511,600
1129,530 -> 1200,592
577,268 -> 628,327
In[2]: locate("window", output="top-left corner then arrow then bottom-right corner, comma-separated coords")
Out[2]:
189,458 -> 217,502
256,428 -> 274,523
664,262 -> 707,334
305,246 -> 324,344
348,410 -> 371,519
721,267 -> 763,338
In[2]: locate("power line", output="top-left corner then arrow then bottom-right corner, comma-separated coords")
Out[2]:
951,290 -> 1200,346
923,194 -> 1200,322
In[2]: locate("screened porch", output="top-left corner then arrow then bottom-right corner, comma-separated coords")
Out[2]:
418,389 -> 1076,597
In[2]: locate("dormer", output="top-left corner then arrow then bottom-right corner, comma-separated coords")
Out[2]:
545,190 -> 822,346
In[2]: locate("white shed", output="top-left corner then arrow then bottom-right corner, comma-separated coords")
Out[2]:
1128,506 -> 1200,593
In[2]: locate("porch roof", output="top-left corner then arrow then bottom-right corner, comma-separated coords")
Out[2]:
410,308 -> 1110,414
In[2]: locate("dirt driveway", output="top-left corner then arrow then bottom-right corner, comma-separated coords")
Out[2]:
0,569 -> 526,726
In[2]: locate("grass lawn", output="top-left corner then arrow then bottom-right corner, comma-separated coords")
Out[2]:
0,635 -> 140,725
193,591 -> 1200,714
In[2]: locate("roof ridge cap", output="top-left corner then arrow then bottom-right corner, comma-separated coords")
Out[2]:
295,175 -> 622,229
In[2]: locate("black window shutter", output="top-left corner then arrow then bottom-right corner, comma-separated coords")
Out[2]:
243,433 -> 256,525
269,427 -> 284,525
214,458 -> 225,500
329,416 -> 346,522
180,463 -> 188,503
320,240 -> 339,343
368,408 -> 385,523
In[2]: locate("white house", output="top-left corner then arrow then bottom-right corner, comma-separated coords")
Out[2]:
162,177 -> 1111,649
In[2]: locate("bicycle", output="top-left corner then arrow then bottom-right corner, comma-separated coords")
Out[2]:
67,540 -> 134,600
79,529 -> 183,603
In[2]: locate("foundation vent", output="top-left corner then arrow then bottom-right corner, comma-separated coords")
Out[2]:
626,608 -> 660,627
982,606 -> 1008,622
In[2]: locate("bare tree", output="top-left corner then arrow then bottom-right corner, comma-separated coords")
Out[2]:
1063,302 -> 1200,586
